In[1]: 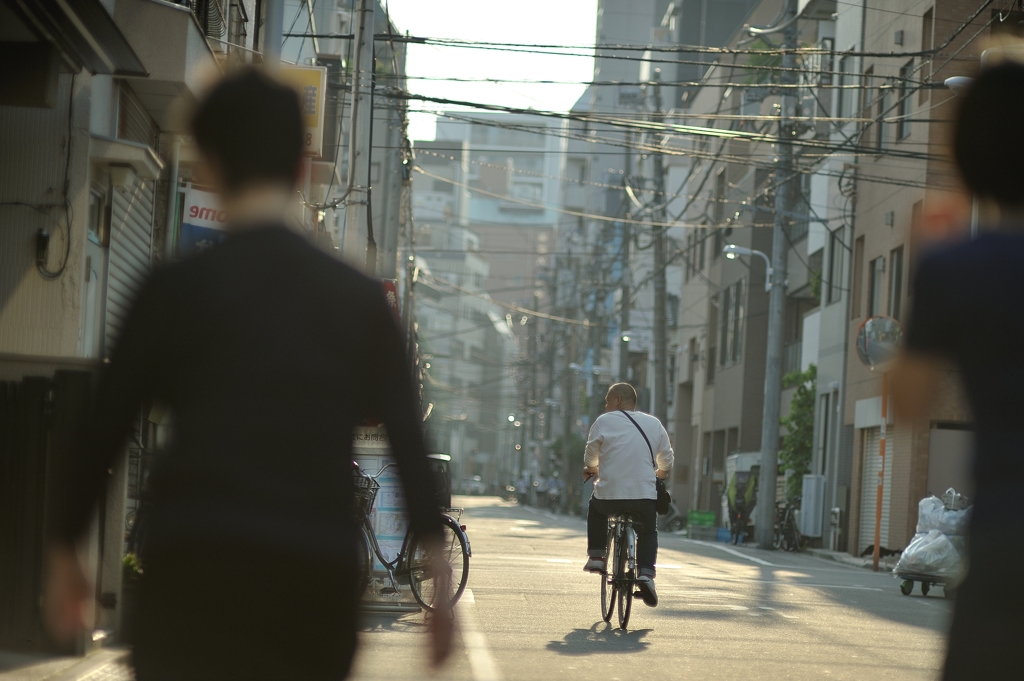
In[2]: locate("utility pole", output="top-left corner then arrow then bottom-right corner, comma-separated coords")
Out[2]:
344,0 -> 376,276
618,131 -> 633,384
263,0 -> 284,73
756,0 -> 797,549
650,69 -> 669,426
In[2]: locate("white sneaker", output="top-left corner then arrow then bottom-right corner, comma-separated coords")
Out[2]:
636,576 -> 658,607
583,557 -> 606,573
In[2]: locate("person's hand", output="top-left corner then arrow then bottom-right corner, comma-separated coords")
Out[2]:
424,545 -> 455,668
656,469 -> 669,480
43,542 -> 91,644
583,465 -> 597,481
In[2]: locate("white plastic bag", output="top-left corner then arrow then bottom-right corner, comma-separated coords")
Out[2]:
894,530 -> 964,579
916,495 -> 971,536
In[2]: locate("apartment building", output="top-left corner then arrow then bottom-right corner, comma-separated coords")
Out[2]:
410,141 -> 518,490
841,0 -> 987,556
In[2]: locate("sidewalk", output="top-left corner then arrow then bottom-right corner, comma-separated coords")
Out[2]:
806,547 -> 900,572
0,649 -> 130,681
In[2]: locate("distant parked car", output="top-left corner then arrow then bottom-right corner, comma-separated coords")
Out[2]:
459,475 -> 486,495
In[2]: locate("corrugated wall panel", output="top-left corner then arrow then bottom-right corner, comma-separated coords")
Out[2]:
105,179 -> 154,353
859,427 -> 893,554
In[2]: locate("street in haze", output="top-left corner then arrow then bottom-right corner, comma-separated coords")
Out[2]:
352,496 -> 949,681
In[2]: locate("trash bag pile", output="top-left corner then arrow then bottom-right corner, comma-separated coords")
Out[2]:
894,490 -> 971,581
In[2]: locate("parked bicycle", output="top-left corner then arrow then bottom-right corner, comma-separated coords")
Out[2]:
599,512 -> 641,630
774,498 -> 803,552
659,500 -> 685,533
352,461 -> 471,611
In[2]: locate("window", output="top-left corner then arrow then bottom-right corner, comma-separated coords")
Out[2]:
826,227 -> 844,304
713,168 -> 727,224
868,256 -> 885,317
876,84 -> 890,152
718,278 -> 745,367
889,245 -> 904,320
837,55 -> 858,121
896,60 -> 913,140
684,233 -> 694,281
698,225 -> 706,267
920,9 -> 933,104
861,67 -> 875,148
851,236 -> 865,319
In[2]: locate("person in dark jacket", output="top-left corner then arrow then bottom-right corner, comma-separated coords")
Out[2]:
43,68 -> 451,680
892,60 -> 1024,680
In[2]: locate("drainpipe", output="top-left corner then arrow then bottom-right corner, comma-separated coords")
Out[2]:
164,135 -> 181,262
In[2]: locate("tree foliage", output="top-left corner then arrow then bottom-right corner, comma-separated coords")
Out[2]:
779,363 -> 816,500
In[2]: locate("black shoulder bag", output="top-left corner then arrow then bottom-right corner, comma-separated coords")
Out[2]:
619,410 -> 671,515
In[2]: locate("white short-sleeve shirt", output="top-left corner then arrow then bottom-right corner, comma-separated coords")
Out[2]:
584,409 -> 674,500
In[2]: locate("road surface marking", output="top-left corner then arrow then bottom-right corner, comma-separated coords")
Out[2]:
683,539 -> 777,566
523,506 -> 539,514
458,589 -> 502,681
543,512 -> 558,520
546,558 -> 573,563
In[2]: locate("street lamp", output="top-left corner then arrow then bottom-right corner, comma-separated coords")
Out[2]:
944,76 -> 973,96
723,244 -> 775,292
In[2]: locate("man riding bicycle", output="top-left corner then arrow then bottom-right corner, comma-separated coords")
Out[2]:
582,383 -> 673,607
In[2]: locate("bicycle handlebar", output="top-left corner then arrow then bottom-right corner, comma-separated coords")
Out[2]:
353,460 -> 396,481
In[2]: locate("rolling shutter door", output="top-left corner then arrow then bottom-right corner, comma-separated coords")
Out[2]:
105,178 -> 155,354
859,427 -> 892,554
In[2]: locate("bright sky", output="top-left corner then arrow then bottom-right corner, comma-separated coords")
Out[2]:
383,0 -> 598,141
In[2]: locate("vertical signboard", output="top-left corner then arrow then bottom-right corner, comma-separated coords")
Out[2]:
352,426 -> 407,572
279,65 -> 328,158
178,186 -> 228,257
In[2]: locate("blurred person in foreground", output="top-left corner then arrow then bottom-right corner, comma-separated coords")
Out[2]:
891,61 -> 1024,680
43,68 -> 452,680
582,383 -> 672,607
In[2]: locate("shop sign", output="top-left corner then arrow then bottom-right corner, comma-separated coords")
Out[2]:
178,186 -> 228,257
279,65 -> 328,157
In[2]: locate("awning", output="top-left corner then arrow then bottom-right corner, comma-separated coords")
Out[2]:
3,0 -> 147,76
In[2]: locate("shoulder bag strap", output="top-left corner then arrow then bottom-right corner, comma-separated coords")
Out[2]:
619,410 -> 656,469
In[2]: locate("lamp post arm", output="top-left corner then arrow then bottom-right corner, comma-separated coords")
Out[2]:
757,250 -> 774,292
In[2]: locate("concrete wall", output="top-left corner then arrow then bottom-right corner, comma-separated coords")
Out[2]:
0,74 -> 92,357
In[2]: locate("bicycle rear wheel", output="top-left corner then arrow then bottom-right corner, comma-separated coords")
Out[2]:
615,530 -> 633,629
408,515 -> 469,611
600,526 -> 616,622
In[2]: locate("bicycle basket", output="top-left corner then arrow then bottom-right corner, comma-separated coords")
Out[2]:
352,471 -> 381,517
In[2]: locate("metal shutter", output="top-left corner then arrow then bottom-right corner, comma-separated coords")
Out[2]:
858,427 -> 892,554
105,177 -> 155,354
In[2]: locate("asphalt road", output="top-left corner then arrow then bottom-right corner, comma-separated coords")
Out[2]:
351,495 -> 951,681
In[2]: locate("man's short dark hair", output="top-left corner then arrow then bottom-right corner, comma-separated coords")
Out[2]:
954,61 -> 1024,208
191,68 -> 304,195
607,382 -> 637,405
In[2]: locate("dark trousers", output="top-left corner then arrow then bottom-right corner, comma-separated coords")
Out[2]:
587,496 -> 658,578
132,539 -> 360,681
942,534 -> 1024,680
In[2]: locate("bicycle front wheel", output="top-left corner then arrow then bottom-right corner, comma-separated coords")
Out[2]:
601,526 -> 616,622
355,525 -> 371,598
408,515 -> 469,611
615,532 -> 633,629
